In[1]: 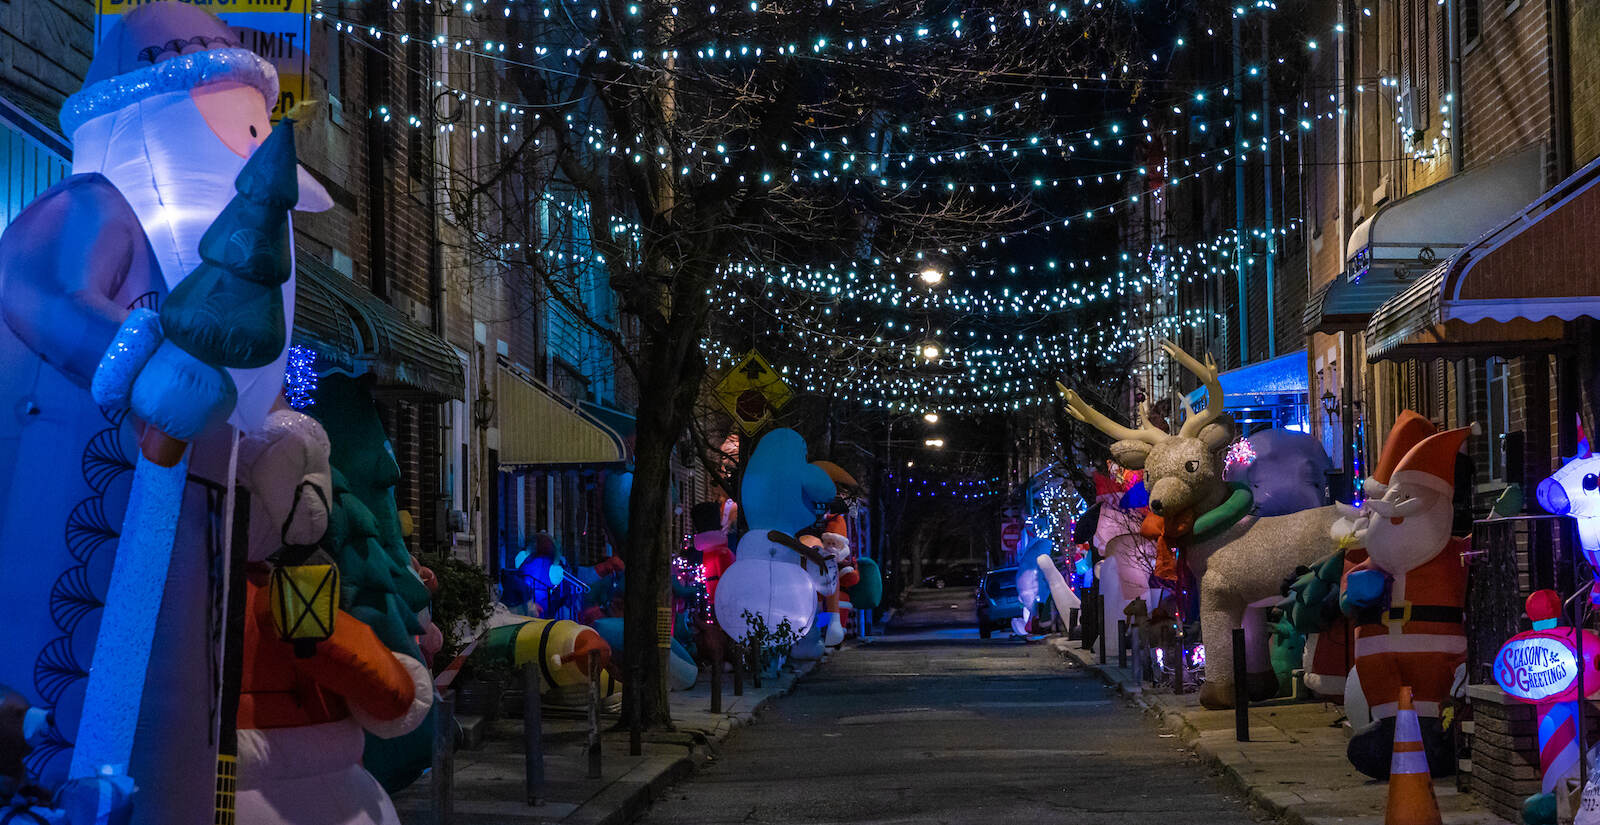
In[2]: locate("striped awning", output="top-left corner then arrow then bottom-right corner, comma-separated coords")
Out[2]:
497,364 -> 627,468
292,255 -> 465,400
1366,154 -> 1600,361
1305,145 -> 1545,335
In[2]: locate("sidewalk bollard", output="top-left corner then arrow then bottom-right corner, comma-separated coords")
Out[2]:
710,652 -> 723,714
1097,615 -> 1107,665
1232,627 -> 1249,742
430,693 -> 455,825
586,650 -> 601,780
1117,620 -> 1128,668
523,663 -> 543,805
1173,623 -> 1186,696
732,645 -> 744,696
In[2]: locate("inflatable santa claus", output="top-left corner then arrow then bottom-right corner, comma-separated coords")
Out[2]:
1343,423 -> 1472,779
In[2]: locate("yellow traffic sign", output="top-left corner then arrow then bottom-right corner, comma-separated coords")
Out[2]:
714,351 -> 792,433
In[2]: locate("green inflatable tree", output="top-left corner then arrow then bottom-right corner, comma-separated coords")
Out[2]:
311,374 -> 435,791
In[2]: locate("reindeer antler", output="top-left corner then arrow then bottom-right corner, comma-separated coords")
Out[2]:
1054,381 -> 1169,446
1162,339 -> 1226,439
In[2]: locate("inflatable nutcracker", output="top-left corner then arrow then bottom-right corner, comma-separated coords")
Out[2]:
1343,425 -> 1473,779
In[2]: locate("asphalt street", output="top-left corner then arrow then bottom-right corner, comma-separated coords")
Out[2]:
637,587 -> 1268,824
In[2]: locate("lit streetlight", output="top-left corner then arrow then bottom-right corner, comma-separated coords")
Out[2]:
924,438 -> 945,448
918,267 -> 944,285
922,411 -> 940,424
920,342 -> 942,360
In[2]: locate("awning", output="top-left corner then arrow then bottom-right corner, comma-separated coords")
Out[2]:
1305,145 -> 1545,333
498,364 -> 627,469
293,255 -> 466,399
1187,349 -> 1308,411
577,400 -> 636,440
1366,155 -> 1600,360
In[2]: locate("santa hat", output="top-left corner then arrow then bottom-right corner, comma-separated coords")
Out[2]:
1371,411 -> 1438,488
1388,427 -> 1471,497
61,2 -> 279,137
824,514 -> 848,537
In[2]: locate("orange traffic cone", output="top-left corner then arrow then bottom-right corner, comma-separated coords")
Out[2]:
1386,686 -> 1443,825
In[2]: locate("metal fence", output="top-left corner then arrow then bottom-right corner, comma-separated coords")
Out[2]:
1465,515 -> 1582,685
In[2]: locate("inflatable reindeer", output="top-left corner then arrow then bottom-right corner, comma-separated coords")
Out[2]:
1058,341 -> 1341,708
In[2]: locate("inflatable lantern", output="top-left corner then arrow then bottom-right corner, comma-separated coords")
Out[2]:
1494,590 -> 1600,799
1537,417 -> 1600,605
714,429 -> 837,643
1342,425 -> 1472,780
0,4 -> 332,816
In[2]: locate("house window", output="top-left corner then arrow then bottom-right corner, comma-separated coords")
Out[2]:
1485,357 -> 1511,480
1462,0 -> 1481,47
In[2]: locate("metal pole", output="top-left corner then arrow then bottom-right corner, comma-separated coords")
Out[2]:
1260,13 -> 1276,358
587,650 -> 602,780
1098,613 -> 1107,664
1232,11 -> 1249,365
523,663 -> 543,805
710,649 -> 723,713
1233,627 -> 1250,742
1174,621 -> 1186,696
430,694 -> 455,825
1118,620 -> 1128,668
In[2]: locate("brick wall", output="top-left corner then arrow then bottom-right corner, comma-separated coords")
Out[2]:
0,0 -> 90,128
1461,0 -> 1552,171
1571,0 -> 1600,166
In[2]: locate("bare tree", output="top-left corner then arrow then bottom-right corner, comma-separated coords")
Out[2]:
434,0 -> 1143,730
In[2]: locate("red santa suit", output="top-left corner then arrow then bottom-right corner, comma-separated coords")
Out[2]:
1307,411 -> 1439,700
1350,425 -> 1472,721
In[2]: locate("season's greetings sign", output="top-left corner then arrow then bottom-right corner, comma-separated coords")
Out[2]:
1494,592 -> 1600,794
95,0 -> 311,122
1496,634 -> 1591,703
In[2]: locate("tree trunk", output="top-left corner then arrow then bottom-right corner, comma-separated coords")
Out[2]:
620,293 -> 711,732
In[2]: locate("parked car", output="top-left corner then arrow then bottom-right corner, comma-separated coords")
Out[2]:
976,567 -> 1023,639
921,561 -> 984,589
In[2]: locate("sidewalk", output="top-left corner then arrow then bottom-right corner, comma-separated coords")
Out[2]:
1048,637 -> 1512,825
392,658 -> 817,825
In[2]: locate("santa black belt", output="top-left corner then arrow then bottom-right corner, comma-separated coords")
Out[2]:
1386,605 -> 1463,624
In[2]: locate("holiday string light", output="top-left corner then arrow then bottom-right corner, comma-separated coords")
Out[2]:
284,345 -> 319,409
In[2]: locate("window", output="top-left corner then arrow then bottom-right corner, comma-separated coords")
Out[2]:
1462,0 -> 1481,47
1485,357 -> 1511,480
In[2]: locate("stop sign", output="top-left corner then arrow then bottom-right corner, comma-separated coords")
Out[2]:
1001,521 -> 1022,553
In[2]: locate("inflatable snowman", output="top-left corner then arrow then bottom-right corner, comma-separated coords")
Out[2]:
713,429 -> 838,645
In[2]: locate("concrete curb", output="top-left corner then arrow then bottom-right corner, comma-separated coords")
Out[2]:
1049,639 -> 1330,825
1047,637 -> 1510,825
558,658 -> 819,824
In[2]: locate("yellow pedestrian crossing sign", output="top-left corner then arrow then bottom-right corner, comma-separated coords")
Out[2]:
715,351 -> 792,433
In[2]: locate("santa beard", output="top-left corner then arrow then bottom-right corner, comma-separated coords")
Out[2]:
70,89 -> 293,432
1362,494 -> 1451,572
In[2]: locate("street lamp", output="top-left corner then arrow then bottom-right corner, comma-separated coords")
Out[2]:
923,411 -> 940,424
924,438 -> 945,448
920,342 -> 942,361
918,267 -> 944,286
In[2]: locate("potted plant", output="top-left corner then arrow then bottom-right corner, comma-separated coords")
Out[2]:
426,554 -> 494,666
455,647 -> 515,721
